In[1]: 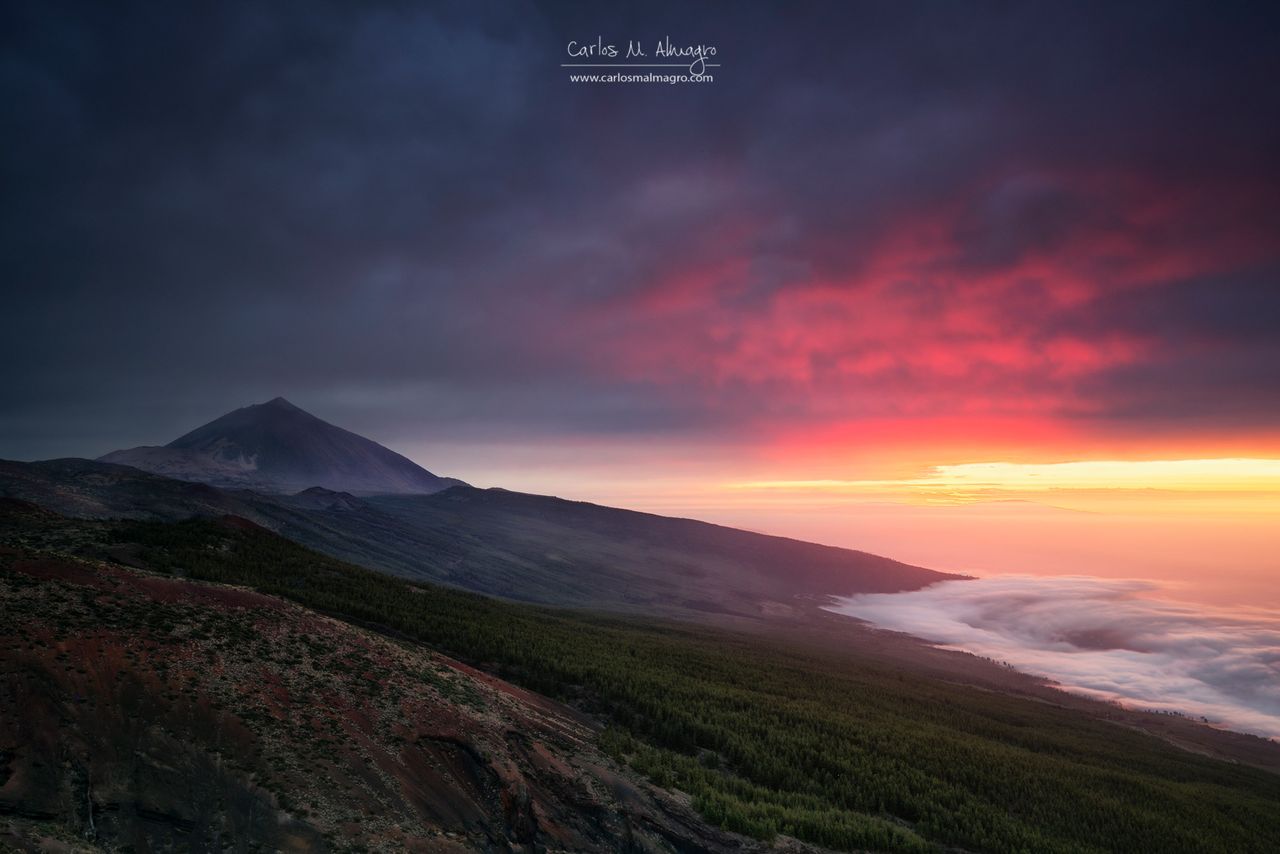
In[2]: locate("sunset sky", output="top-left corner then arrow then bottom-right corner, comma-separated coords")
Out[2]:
2,2 -> 1277,600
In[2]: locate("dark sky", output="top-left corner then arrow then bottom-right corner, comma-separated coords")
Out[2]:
2,1 -> 1278,478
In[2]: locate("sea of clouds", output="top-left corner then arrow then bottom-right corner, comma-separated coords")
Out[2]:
826,576 -> 1280,739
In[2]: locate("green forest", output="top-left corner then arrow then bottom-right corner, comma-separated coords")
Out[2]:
109,518 -> 1280,854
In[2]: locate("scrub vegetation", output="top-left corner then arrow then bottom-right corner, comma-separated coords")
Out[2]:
91,516 -> 1280,854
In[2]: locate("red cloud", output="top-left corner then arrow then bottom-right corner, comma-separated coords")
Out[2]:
569,163 -> 1278,460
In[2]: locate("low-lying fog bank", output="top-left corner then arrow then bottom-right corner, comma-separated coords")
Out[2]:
827,575 -> 1280,740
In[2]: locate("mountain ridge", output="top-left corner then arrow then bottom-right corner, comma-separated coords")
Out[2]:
9,397 -> 959,618
0,457 -> 959,619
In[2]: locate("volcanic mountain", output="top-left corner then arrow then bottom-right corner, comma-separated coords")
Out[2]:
99,397 -> 462,495
4,397 -> 958,619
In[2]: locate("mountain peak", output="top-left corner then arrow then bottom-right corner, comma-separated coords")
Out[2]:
99,400 -> 464,495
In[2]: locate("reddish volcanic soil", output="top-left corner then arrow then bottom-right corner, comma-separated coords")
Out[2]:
0,552 -> 783,852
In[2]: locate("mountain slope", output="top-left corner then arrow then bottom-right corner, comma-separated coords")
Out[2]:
0,509 -> 767,853
6,504 -> 1278,854
0,457 -> 256,519
0,459 -> 959,618
363,487 -> 956,613
99,397 -> 462,495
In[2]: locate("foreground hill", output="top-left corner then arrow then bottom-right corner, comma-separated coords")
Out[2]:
3,502 -> 1279,853
0,505 -> 763,853
0,458 -> 957,618
99,397 -> 462,495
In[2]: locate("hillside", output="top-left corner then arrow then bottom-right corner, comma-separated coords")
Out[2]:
0,506 -> 764,853
0,459 -> 958,618
4,503 -> 1279,853
362,487 -> 954,611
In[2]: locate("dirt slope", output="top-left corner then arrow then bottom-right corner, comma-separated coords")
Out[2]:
0,541 -> 785,853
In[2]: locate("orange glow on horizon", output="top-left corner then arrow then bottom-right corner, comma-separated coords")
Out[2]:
410,437 -> 1279,607
727,458 -> 1280,515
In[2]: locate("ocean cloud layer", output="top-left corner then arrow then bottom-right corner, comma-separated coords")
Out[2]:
827,576 -> 1280,739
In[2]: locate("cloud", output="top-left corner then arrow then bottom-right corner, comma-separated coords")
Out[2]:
1,1 -> 1279,461
827,576 -> 1280,739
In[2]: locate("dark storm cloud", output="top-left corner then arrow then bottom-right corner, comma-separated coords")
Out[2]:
1052,265 -> 1280,426
1,1 -> 1278,457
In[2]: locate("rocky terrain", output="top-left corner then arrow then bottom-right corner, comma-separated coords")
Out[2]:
0,507 -> 783,853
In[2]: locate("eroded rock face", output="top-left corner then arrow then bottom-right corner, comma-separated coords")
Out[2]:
0,552 -> 756,853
